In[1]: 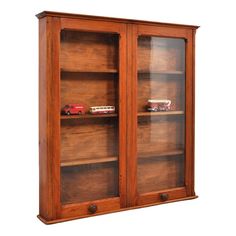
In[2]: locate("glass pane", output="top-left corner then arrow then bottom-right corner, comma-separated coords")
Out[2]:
137,36 -> 185,194
60,30 -> 119,204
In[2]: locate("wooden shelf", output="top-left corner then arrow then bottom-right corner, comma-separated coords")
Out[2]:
61,113 -> 118,120
138,70 -> 184,75
61,156 -> 118,167
61,68 -> 118,73
138,149 -> 184,160
138,111 -> 184,117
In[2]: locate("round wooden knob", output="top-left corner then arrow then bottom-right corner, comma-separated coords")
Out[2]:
88,204 -> 97,214
160,193 -> 169,201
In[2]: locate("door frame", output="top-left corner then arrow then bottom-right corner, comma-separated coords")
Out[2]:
48,16 -> 128,220
126,23 -> 196,207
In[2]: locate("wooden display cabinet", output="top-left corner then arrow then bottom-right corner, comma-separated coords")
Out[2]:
37,11 -> 199,224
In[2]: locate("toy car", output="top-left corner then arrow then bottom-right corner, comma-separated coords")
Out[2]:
147,99 -> 171,112
90,106 -> 115,114
61,104 -> 85,115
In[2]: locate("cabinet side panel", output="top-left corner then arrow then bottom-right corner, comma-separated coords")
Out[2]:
185,29 -> 195,196
39,17 -> 53,219
39,17 -> 61,220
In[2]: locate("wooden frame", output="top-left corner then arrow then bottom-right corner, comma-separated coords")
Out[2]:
37,11 -> 199,224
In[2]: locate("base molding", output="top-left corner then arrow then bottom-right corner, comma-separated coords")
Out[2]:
37,195 -> 198,224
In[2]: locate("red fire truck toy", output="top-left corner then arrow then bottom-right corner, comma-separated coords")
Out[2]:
61,104 -> 85,115
147,99 -> 171,112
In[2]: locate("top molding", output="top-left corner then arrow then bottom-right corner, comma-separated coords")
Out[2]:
36,11 -> 200,29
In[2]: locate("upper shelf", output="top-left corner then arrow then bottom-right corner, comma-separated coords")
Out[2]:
61,69 -> 184,75
61,111 -> 183,120
138,70 -> 184,75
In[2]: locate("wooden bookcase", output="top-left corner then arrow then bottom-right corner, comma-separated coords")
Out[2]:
37,11 -> 199,224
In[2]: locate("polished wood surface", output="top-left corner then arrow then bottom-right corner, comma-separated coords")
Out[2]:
139,149 -> 184,159
61,72 -> 118,113
61,118 -> 118,163
37,11 -> 198,223
138,75 -> 185,112
137,116 -> 184,156
61,156 -> 118,167
138,37 -> 185,72
36,11 -> 199,29
38,16 -> 61,221
61,113 -> 118,119
61,162 -> 118,204
138,111 -> 184,116
137,155 -> 184,194
60,31 -> 118,72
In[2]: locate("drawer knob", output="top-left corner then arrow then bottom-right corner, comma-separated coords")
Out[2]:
160,193 -> 169,201
88,204 -> 97,214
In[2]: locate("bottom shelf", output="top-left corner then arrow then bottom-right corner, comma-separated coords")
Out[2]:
61,156 -> 118,167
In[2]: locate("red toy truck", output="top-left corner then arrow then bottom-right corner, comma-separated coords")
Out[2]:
147,99 -> 171,112
61,104 -> 85,115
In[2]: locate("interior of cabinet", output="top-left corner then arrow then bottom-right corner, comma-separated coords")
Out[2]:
61,162 -> 119,204
60,30 -> 119,204
60,119 -> 118,166
138,155 -> 184,193
138,37 -> 185,72
60,30 -> 118,72
61,72 -> 118,114
137,36 -> 186,194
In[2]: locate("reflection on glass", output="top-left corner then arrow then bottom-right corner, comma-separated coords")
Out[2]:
60,30 -> 119,204
137,37 -> 186,194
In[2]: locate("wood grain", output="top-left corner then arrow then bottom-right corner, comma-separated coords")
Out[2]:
61,162 -> 119,204
138,149 -> 184,159
138,37 -> 185,72
61,156 -> 118,167
37,12 -> 197,223
61,72 -> 118,113
137,75 -> 185,112
61,113 -> 118,119
126,24 -> 138,207
137,116 -> 185,155
61,118 -> 118,162
38,16 -> 61,221
137,155 -> 185,194
138,111 -> 184,116
60,31 -> 118,72
36,11 -> 199,29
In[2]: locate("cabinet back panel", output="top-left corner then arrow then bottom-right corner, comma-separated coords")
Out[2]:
138,75 -> 185,112
60,31 -> 118,72
138,117 -> 184,155
61,119 -> 118,162
138,37 -> 185,72
138,156 -> 184,193
61,72 -> 118,113
61,162 -> 118,204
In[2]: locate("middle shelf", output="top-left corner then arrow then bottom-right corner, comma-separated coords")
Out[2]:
60,111 -> 184,120
61,113 -> 118,119
61,149 -> 184,167
61,156 -> 118,167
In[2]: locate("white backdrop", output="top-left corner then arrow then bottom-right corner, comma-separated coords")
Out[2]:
0,0 -> 236,235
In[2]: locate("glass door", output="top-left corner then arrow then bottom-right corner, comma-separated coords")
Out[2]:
137,36 -> 186,197
59,29 -> 124,206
